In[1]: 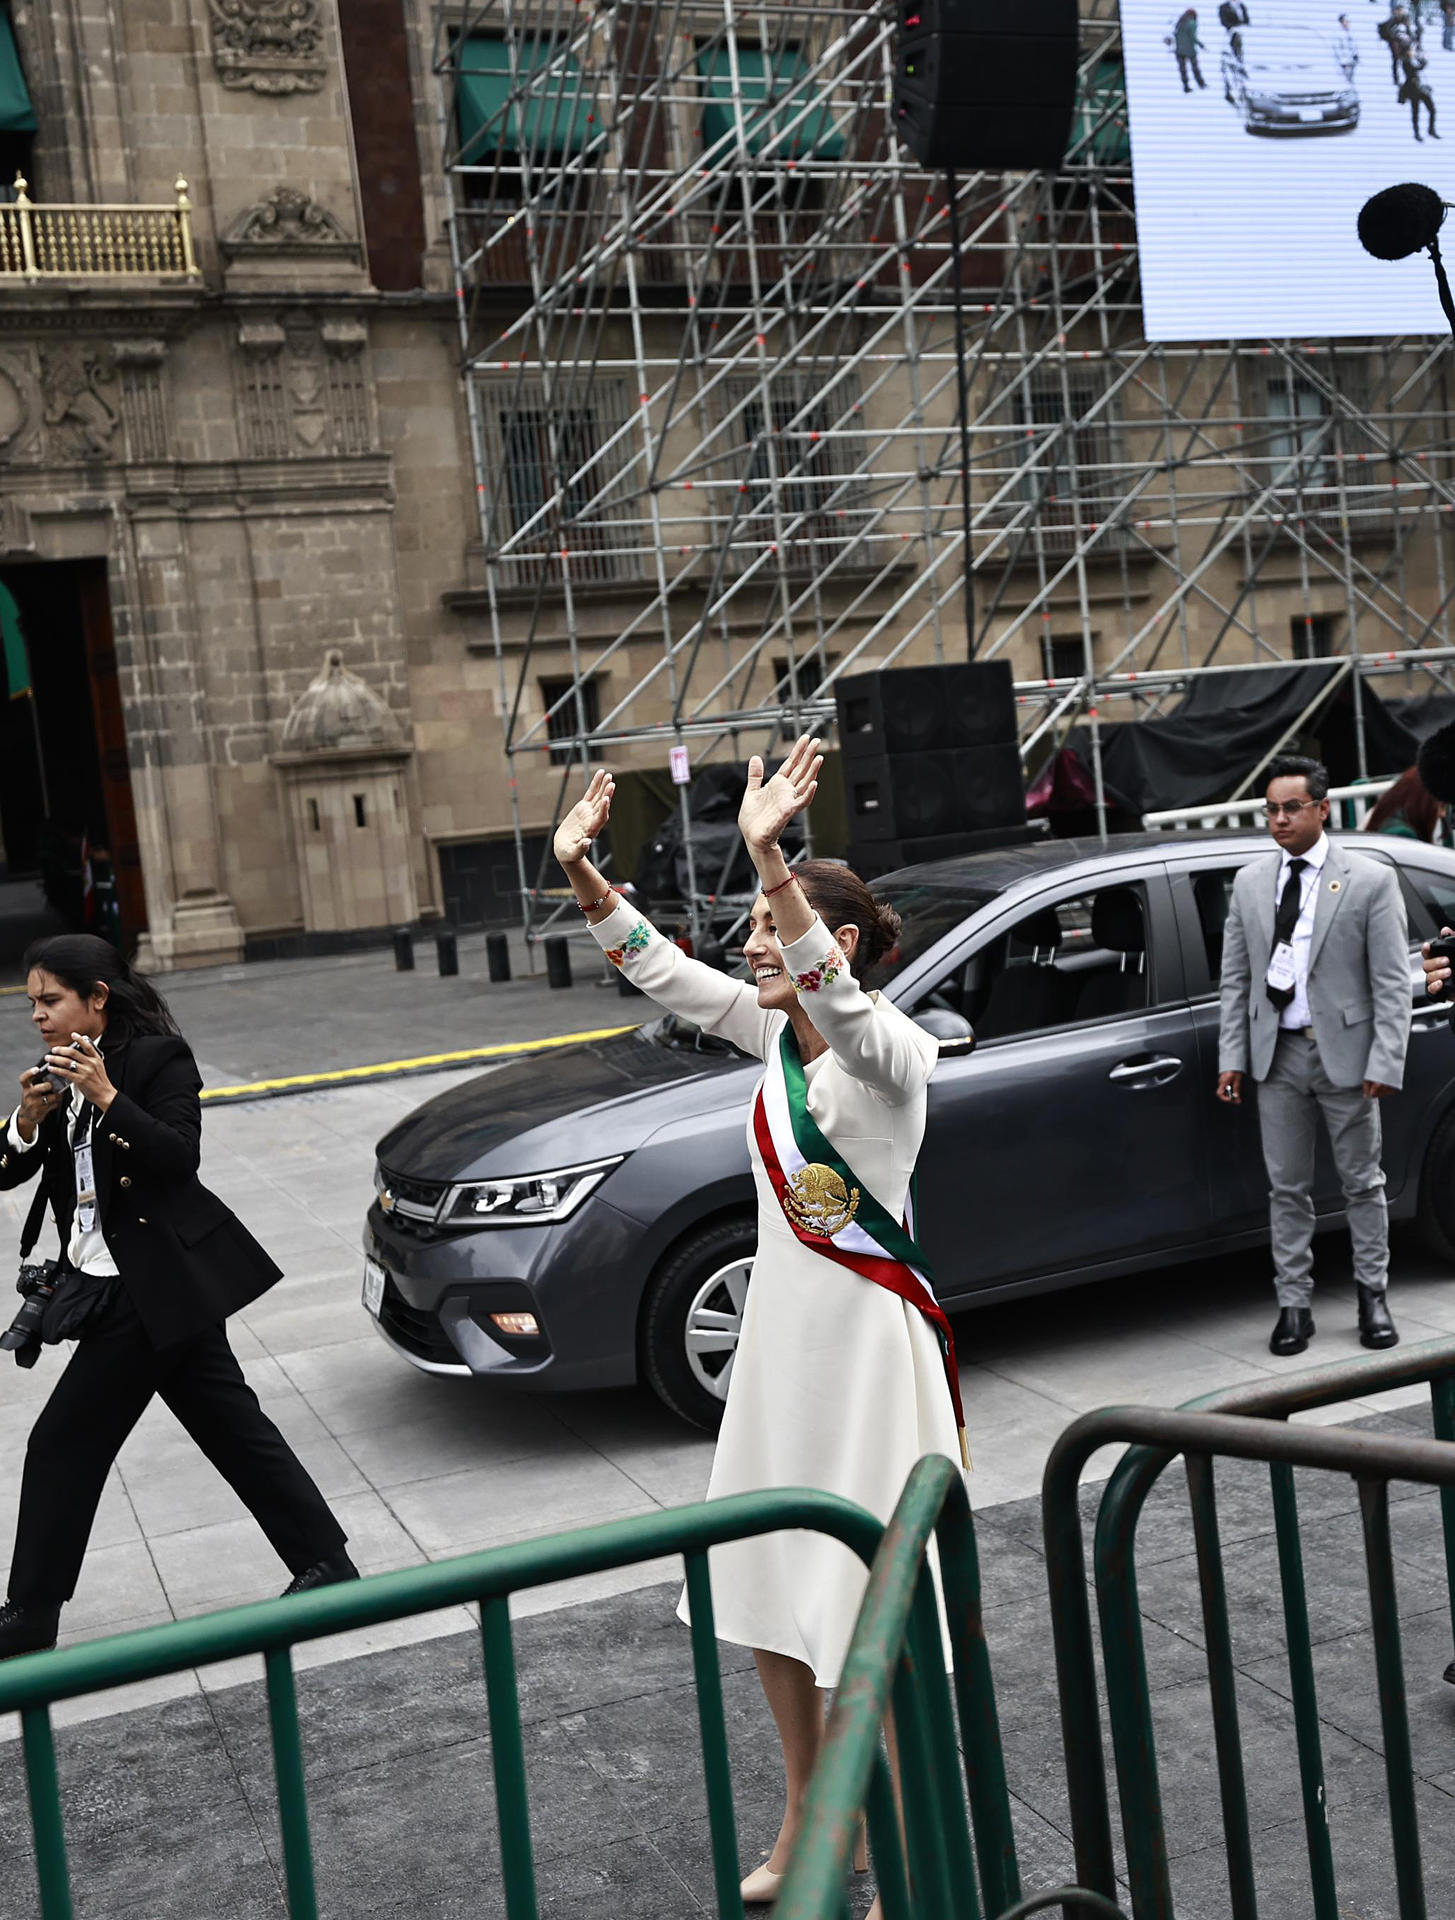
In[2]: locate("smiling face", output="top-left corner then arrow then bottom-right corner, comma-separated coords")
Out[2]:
741,890 -> 860,1011
27,969 -> 108,1051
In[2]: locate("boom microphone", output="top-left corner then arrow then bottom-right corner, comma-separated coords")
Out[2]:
1357,182 -> 1445,260
1357,182 -> 1455,337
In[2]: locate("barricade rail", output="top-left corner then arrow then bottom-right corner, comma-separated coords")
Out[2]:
1142,777 -> 1397,834
1043,1335 -> 1455,1920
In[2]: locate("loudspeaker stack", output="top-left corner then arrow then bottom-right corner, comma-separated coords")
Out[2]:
835,661 -> 1031,879
892,0 -> 1080,173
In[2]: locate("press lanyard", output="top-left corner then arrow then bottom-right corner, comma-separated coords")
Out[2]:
73,1101 -> 97,1234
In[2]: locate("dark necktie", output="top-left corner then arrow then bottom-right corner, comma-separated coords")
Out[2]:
1266,857 -> 1307,1010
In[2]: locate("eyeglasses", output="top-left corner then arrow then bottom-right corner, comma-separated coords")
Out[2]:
1259,800 -> 1320,822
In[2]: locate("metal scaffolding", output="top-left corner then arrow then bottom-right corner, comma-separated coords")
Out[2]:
433,0 -> 1455,940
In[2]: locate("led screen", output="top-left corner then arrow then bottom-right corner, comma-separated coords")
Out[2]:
1123,0 -> 1455,338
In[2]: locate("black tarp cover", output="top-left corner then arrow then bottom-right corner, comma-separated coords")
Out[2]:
1055,666 -> 1419,816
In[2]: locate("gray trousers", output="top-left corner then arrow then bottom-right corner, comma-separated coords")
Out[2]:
1256,1030 -> 1388,1309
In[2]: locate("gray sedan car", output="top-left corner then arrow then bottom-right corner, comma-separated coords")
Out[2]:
363,833 -> 1455,1429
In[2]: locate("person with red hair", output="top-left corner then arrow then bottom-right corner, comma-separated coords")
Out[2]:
1363,765 -> 1447,843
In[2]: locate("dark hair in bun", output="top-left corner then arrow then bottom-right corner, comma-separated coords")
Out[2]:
793,859 -> 902,970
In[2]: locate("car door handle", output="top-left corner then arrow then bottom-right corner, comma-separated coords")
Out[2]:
1413,1006 -> 1450,1031
1109,1054 -> 1184,1086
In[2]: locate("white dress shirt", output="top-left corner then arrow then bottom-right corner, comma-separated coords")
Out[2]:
1275,832 -> 1329,1030
7,1077 -> 120,1277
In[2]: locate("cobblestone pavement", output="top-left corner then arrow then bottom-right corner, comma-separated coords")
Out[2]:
0,1401 -> 1450,1919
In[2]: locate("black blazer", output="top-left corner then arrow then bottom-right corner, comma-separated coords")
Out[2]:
0,1032 -> 282,1348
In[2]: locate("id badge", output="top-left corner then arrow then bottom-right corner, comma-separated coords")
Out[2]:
74,1139 -> 97,1233
1266,940 -> 1297,996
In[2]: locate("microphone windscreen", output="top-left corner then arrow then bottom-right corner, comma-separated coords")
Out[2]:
1418,718 -> 1455,802
1358,182 -> 1446,260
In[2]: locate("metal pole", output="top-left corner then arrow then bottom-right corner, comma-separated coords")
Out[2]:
945,166 -> 977,661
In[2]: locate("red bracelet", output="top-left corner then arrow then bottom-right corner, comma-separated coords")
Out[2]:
576,889 -> 615,914
762,871 -> 798,899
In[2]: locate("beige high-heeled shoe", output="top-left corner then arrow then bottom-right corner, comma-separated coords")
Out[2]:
740,1824 -> 869,1904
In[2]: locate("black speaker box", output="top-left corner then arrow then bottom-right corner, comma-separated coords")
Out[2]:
835,661 -> 1016,761
846,745 -> 1025,842
851,822 -> 1045,880
893,0 -> 1079,173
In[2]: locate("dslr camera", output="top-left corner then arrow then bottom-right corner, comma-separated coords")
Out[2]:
0,1260 -> 61,1369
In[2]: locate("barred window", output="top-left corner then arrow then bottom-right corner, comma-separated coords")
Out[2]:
476,377 -> 638,585
717,372 -> 870,568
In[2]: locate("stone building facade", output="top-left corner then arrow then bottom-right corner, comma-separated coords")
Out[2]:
1,0 -> 481,967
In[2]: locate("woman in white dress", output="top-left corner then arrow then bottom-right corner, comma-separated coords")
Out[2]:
553,736 -> 966,1905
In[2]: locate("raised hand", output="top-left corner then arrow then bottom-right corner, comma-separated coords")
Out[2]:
553,769 -> 615,868
738,733 -> 823,855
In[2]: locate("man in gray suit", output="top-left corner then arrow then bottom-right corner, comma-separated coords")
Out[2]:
1218,756 -> 1410,1355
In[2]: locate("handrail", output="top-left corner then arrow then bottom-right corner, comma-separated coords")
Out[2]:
1142,776 -> 1398,832
0,173 -> 199,279
1043,1335 -> 1455,1920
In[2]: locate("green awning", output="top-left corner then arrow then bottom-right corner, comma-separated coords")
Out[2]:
0,13 -> 35,137
1,580 -> 30,700
456,35 -> 594,164
698,44 -> 845,160
1075,57 -> 1129,168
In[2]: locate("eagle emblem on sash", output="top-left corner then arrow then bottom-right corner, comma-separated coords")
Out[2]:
784,1163 -> 860,1239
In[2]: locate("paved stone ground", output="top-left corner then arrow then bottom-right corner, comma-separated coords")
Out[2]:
0,1401 -> 1450,1919
0,925 -> 632,1091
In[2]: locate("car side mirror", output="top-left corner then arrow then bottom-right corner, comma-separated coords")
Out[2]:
913,1008 -> 975,1055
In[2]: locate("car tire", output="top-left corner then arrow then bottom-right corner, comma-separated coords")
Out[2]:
1417,1105 -> 1455,1264
640,1218 -> 755,1432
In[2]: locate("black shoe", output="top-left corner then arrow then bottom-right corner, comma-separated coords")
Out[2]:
1357,1285 -> 1399,1350
1270,1308 -> 1315,1356
280,1550 -> 360,1598
0,1600 -> 60,1660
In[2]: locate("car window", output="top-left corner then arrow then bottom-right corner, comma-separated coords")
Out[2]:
1399,865 -> 1455,942
1191,867 -> 1241,980
913,881 -> 1164,1041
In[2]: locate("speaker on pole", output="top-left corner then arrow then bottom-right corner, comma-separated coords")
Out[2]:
893,0 -> 1081,173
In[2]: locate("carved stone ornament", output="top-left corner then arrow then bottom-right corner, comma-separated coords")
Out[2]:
279,650 -> 406,756
208,0 -> 327,95
0,348 -> 43,466
221,186 -> 357,258
40,345 -> 120,461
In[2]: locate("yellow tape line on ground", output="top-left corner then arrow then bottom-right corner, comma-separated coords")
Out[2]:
199,1024 -> 641,1103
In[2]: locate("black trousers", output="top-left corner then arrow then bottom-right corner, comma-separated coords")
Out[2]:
9,1291 -> 347,1608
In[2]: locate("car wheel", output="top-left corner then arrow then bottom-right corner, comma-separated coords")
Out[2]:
1416,1106 -> 1455,1263
640,1219 -> 754,1431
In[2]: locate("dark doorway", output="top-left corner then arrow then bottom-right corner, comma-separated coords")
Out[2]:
0,560 -> 146,968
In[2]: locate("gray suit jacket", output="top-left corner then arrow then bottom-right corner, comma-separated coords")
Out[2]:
1218,839 -> 1411,1088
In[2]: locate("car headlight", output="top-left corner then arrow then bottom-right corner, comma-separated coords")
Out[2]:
442,1156 -> 625,1227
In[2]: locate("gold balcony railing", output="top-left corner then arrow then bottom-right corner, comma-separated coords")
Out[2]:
0,174 -> 199,279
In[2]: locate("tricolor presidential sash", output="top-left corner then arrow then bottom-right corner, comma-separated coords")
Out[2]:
752,1024 -> 969,1469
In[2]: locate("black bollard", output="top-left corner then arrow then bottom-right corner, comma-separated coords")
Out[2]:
393,926 -> 415,972
486,931 -> 511,983
545,935 -> 572,990
436,927 -> 459,977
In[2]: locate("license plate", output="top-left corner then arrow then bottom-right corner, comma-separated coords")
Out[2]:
362,1258 -> 387,1319
1298,107 -> 1324,121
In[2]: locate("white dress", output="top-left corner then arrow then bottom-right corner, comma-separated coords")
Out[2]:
590,899 -> 964,1688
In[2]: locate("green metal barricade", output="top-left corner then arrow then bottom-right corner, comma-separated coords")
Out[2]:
1041,1334 -> 1455,1920
0,1488 -> 890,1920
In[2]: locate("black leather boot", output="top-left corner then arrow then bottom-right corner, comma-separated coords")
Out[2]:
0,1600 -> 60,1660
1270,1307 -> 1315,1356
1357,1285 -> 1399,1350
280,1549 -> 360,1598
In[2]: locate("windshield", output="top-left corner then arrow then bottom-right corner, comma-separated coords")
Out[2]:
1247,36 -> 1321,71
863,879 -> 999,992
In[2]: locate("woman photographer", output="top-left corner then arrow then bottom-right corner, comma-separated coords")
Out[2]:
0,934 -> 356,1657
556,738 -> 967,1910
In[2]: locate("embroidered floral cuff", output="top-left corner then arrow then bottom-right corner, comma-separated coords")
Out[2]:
780,916 -> 848,996
603,920 -> 653,970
